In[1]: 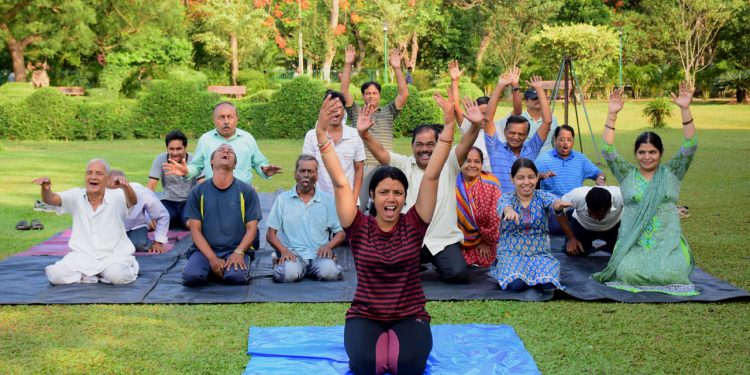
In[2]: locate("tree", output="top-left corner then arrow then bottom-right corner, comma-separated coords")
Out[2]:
0,0 -> 96,82
526,24 -> 619,94
191,0 -> 270,85
659,0 -> 742,87
554,0 -> 611,25
715,70 -> 750,104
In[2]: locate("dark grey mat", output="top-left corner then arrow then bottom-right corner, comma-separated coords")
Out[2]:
0,238 -> 187,304
555,250 -> 750,302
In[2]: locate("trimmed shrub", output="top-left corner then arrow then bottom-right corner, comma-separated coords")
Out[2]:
0,99 -> 22,139
237,69 -> 274,94
642,98 -> 672,129
380,84 -> 442,137
99,65 -> 134,92
134,76 -> 219,139
245,89 -> 276,103
76,100 -> 137,140
235,101 -> 271,138
261,76 -> 327,139
434,76 -> 484,100
410,70 -> 432,91
23,88 -> 78,140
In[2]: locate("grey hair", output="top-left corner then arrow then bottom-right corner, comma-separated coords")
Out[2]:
87,158 -> 110,173
295,154 -> 319,172
213,101 -> 238,118
109,169 -> 126,178
209,144 -> 237,167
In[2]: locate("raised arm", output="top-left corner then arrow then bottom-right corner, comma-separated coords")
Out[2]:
357,105 -> 391,166
528,76 -> 552,141
390,49 -> 409,110
340,45 -> 356,107
672,82 -> 696,139
484,68 -> 516,136
33,177 -> 62,207
414,92 -> 455,223
455,96 -> 484,165
511,68 -> 522,115
317,96 -> 360,227
448,60 -> 465,125
110,175 -> 137,208
603,88 -> 624,146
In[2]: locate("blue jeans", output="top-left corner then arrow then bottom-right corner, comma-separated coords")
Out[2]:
182,249 -> 251,287
126,227 -> 152,252
162,199 -> 188,230
272,251 -> 342,282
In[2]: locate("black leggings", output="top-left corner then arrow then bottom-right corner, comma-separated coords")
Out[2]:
344,317 -> 432,375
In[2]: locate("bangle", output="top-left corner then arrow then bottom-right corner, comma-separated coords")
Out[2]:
682,118 -> 694,126
605,125 -> 615,130
321,149 -> 337,157
233,249 -> 245,256
438,139 -> 453,145
320,142 -> 334,154
512,87 -> 520,92
317,137 -> 331,149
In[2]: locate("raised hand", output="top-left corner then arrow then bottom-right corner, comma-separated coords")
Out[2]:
608,87 -> 624,114
433,91 -> 454,114
462,96 -> 484,125
110,175 -> 129,189
344,44 -> 356,65
508,66 -> 521,87
448,60 -> 464,81
317,94 -> 338,133
497,72 -> 513,88
261,165 -> 282,176
388,48 -> 403,69
356,104 -> 377,134
671,81 -> 694,109
163,158 -> 188,177
526,75 -> 544,91
33,177 -> 51,191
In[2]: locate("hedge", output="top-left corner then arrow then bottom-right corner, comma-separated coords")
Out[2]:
379,84 -> 443,137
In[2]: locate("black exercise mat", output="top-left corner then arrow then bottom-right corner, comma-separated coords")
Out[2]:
555,250 -> 750,302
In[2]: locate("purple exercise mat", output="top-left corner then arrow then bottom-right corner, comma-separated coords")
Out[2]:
12,229 -> 190,257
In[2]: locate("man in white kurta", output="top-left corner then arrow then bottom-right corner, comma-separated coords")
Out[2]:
34,159 -> 139,285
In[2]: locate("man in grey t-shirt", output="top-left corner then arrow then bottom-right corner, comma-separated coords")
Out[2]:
147,130 -> 197,229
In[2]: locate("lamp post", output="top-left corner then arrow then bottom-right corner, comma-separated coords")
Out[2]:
618,28 -> 623,88
383,22 -> 389,83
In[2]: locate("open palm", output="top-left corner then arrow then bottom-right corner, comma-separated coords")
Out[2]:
671,82 -> 694,109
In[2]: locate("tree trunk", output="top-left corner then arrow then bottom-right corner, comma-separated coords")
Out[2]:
349,19 -> 365,70
737,89 -> 747,104
409,33 -> 419,69
321,0 -> 339,82
230,32 -> 239,85
297,0 -> 303,75
475,33 -> 492,71
8,41 -> 27,82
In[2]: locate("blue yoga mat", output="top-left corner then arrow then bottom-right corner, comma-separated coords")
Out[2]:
244,324 -> 540,375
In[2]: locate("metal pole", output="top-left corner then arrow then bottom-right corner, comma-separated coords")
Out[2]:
618,29 -> 623,88
383,23 -> 389,83
564,56 -> 570,126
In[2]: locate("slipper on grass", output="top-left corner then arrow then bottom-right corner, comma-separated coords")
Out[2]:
30,219 -> 44,230
16,220 -> 31,230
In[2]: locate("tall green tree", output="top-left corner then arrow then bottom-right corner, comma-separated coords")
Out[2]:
0,0 -> 96,81
191,0 -> 270,85
526,24 -> 619,94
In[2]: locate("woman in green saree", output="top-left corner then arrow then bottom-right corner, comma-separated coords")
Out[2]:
593,83 -> 699,296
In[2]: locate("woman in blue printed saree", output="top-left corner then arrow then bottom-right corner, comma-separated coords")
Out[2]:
593,83 -> 699,296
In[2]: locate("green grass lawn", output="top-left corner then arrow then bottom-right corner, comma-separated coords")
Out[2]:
0,102 -> 748,374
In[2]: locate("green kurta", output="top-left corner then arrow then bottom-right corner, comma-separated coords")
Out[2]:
593,137 -> 699,296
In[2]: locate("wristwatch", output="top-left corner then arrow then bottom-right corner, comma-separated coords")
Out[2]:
233,249 -> 245,256
512,87 -> 520,92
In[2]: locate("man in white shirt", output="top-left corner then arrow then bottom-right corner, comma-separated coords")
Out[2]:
559,186 -> 623,256
34,159 -> 139,285
357,90 -> 485,283
303,90 -> 365,201
110,170 -> 170,253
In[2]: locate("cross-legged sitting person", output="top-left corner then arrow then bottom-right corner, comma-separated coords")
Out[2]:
181,144 -> 262,287
266,154 -> 346,282
34,159 -> 139,285
109,170 -> 170,253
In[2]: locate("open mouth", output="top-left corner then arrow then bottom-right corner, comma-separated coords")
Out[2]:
383,205 -> 398,217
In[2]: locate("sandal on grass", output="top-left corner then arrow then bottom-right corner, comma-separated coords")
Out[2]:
16,220 -> 31,230
30,219 -> 44,230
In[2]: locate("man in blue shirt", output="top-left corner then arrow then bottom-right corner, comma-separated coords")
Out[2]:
182,144 -> 262,286
484,74 -> 553,192
535,125 -> 606,234
535,125 -> 605,197
163,102 -> 282,186
266,154 -> 345,282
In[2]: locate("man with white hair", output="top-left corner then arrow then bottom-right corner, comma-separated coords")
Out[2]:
34,159 -> 139,285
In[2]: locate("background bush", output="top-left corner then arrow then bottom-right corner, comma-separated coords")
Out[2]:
380,84 -> 442,137
257,76 -> 327,139
237,69 -> 275,93
133,70 -> 219,138
642,98 -> 672,129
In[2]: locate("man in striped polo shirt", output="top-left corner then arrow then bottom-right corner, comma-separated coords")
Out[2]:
340,44 -> 410,210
